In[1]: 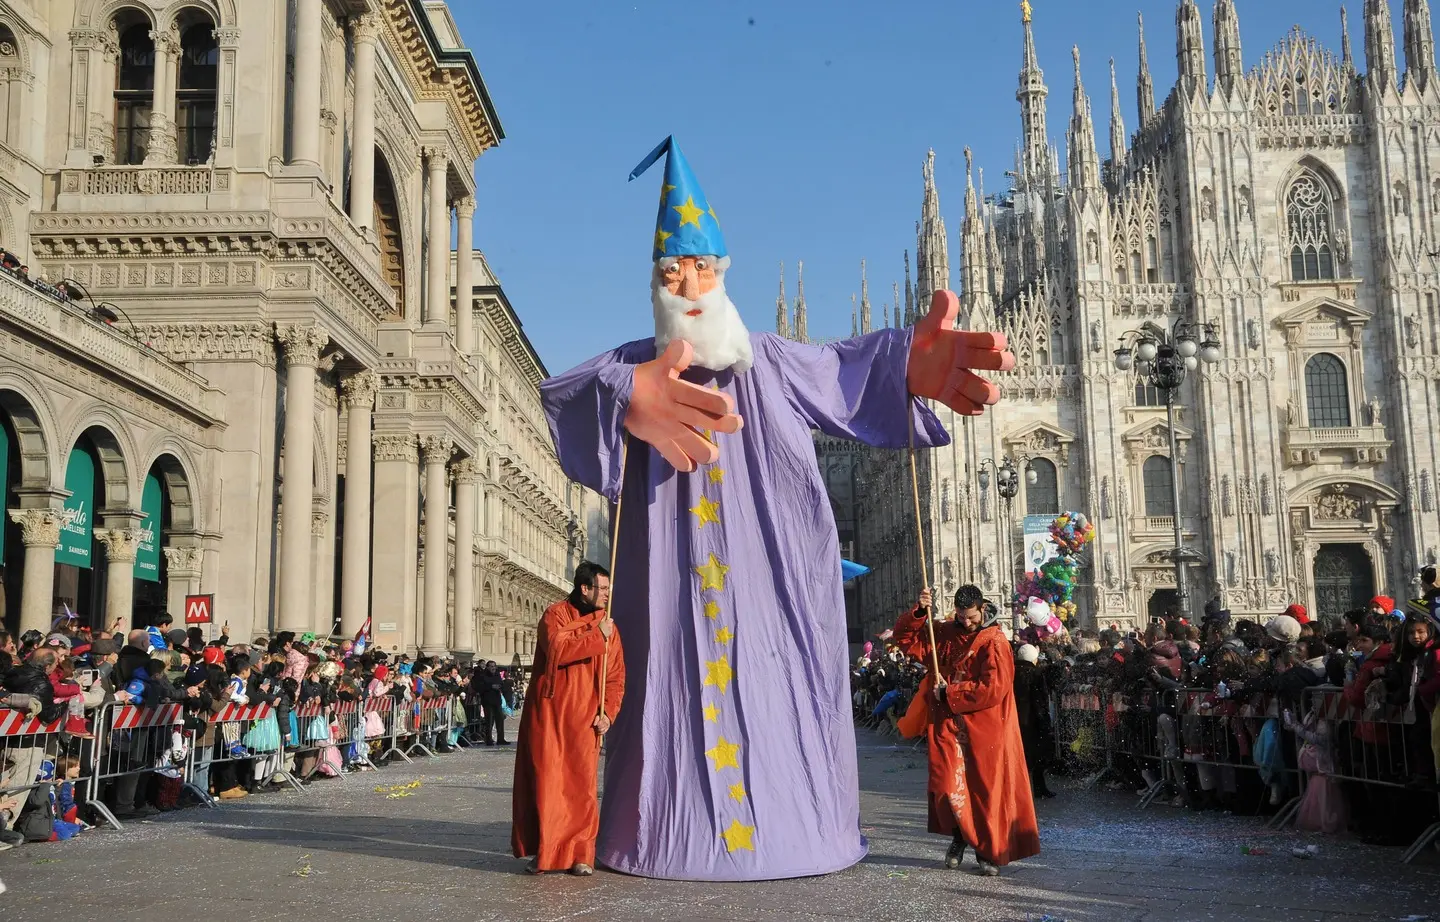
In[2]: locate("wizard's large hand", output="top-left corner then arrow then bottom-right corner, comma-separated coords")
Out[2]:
906,290 -> 1014,415
625,339 -> 743,472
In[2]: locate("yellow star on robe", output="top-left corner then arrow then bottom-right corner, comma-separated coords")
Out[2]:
703,654 -> 733,693
660,182 -> 676,206
690,495 -> 721,528
720,819 -> 755,852
654,228 -> 673,253
703,600 -> 721,620
703,702 -> 720,723
708,204 -> 720,226
673,196 -> 706,228
714,626 -> 733,645
728,781 -> 746,803
694,553 -> 729,592
708,467 -> 726,485
705,736 -> 741,771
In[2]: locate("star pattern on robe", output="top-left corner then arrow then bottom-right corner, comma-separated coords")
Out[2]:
705,736 -> 741,771
703,702 -> 720,723
690,495 -> 722,528
673,195 -> 705,228
720,819 -> 755,853
703,654 -> 733,693
694,553 -> 729,592
703,600 -> 721,620
728,781 -> 746,803
708,467 -> 726,485
714,626 -> 733,645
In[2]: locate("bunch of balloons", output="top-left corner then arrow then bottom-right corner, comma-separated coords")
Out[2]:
1013,511 -> 1096,635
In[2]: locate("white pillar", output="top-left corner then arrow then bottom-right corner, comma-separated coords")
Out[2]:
453,459 -> 477,655
348,13 -> 380,228
371,435 -> 419,653
277,323 -> 329,632
420,436 -> 452,654
162,546 -> 204,623
95,527 -> 142,629
340,373 -> 377,638
9,510 -> 59,635
291,0 -> 323,167
144,27 -> 179,165
454,197 -> 475,353
425,149 -> 451,326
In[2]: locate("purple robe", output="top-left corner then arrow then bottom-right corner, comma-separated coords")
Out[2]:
541,329 -> 948,881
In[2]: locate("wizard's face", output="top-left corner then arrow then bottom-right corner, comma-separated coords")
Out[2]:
652,254 -> 754,374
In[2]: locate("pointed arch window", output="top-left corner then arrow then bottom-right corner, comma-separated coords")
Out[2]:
1285,171 -> 1338,281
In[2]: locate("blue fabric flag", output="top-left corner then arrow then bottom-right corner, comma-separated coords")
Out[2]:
841,559 -> 870,582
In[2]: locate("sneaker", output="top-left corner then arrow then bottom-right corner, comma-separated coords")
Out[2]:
0,828 -> 22,848
944,839 -> 966,869
525,858 -> 544,875
569,863 -> 594,876
217,787 -> 248,800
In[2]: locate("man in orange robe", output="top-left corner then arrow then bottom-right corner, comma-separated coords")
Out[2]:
892,584 -> 1040,876
512,561 -> 625,875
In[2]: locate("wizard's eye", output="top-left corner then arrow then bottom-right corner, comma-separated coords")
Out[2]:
695,259 -> 708,271
665,263 -> 681,275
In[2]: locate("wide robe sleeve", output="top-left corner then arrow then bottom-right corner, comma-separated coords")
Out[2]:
539,340 -> 651,502
760,330 -> 951,449
602,630 -> 625,724
541,611 -> 606,669
891,607 -> 934,662
944,634 -> 1012,715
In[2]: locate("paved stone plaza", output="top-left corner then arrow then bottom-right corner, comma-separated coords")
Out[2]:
2,731 -> 1437,921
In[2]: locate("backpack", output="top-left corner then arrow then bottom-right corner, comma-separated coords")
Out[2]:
17,783 -> 56,843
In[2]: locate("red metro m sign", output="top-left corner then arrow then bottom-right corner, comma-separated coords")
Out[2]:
184,594 -> 214,625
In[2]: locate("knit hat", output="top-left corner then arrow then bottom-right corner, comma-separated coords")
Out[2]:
1370,595 -> 1395,614
1266,614 -> 1302,643
373,665 -> 389,682
202,646 -> 226,666
1283,603 -> 1309,624
1016,644 -> 1040,664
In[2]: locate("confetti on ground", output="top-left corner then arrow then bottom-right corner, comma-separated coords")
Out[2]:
292,854 -> 313,878
375,780 -> 423,798
887,871 -> 908,879
1241,845 -> 1268,855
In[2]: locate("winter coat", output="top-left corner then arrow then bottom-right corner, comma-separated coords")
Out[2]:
2,664 -> 61,723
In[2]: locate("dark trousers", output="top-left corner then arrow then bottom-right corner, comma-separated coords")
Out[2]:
480,695 -> 507,744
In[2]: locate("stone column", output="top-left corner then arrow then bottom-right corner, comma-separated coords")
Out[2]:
420,436 -> 452,653
311,508 -> 332,635
340,373 -> 377,638
454,197 -> 476,353
95,528 -> 142,629
348,13 -> 381,229
292,0 -> 324,168
277,324 -> 329,632
8,510 -> 59,635
452,459 -> 478,656
371,435 -> 419,653
144,26 -> 179,165
425,149 -> 450,326
162,545 -> 204,623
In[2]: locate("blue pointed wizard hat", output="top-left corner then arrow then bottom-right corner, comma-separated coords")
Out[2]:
629,136 -> 727,262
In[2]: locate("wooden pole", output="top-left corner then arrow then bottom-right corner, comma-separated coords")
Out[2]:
598,437 -> 628,738
907,411 -> 942,680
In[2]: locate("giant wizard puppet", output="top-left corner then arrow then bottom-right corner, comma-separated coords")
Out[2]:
540,137 -> 1014,881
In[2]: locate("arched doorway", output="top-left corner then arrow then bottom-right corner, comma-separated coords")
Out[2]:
1147,588 -> 1179,624
1313,543 -> 1375,623
373,151 -> 407,319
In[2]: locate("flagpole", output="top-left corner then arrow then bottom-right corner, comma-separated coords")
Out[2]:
598,437 -> 629,743
907,408 -> 942,681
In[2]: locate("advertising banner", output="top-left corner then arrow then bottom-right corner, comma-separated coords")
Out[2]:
1022,513 -> 1059,577
135,474 -> 162,582
55,448 -> 94,569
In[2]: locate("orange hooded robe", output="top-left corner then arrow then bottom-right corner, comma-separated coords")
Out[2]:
892,607 -> 1040,866
511,599 -> 625,871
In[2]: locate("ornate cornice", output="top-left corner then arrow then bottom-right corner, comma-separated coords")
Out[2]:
135,322 -> 278,367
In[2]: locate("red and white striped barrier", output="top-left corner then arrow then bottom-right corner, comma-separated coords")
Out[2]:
209,702 -> 273,723
110,703 -> 183,730
0,710 -> 64,736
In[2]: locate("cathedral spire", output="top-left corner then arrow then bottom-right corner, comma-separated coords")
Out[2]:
1404,0 -> 1436,90
1177,0 -> 1208,97
860,259 -> 872,333
915,150 -> 950,309
961,147 -> 992,320
794,259 -> 808,343
1137,12 -> 1157,119
1367,0 -> 1398,90
1342,5 -> 1355,68
895,281 -> 906,327
1213,0 -> 1243,94
1017,1 -> 1051,182
904,250 -> 915,324
851,294 -> 858,338
883,301 -> 891,329
1109,58 -> 1128,167
775,261 -> 789,338
1067,45 -> 1101,193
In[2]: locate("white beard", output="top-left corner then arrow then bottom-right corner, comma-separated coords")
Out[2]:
652,277 -> 754,374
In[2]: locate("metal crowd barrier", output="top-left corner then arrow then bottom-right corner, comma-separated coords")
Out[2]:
84,702 -> 201,830
188,701 -> 302,800
0,711 -> 66,813
1051,686 -> 1112,785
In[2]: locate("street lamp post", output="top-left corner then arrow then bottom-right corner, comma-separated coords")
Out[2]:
1113,321 -> 1222,622
978,455 -> 1035,614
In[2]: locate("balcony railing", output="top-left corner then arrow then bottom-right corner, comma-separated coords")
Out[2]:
1284,423 -> 1390,465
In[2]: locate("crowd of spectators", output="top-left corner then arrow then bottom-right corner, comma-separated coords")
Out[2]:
853,566 -> 1440,848
0,611 -> 522,851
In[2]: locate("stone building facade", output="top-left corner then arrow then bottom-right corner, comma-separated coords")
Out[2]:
841,1 -> 1440,638
0,0 -> 589,661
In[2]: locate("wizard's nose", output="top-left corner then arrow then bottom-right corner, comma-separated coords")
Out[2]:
679,262 -> 701,301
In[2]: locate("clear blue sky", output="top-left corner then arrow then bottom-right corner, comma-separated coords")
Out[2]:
453,1 -> 1358,374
